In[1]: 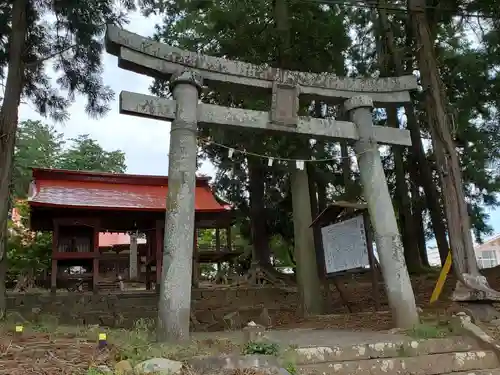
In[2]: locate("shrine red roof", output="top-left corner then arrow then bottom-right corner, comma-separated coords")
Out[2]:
28,168 -> 230,212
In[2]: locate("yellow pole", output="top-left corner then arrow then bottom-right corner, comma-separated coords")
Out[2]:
430,251 -> 452,304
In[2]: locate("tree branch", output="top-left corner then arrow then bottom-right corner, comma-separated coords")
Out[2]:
25,43 -> 78,68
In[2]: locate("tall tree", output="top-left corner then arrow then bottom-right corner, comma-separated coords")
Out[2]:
57,134 -> 126,173
408,0 -> 500,297
149,0 -> 348,265
12,120 -> 63,198
0,0 -> 135,318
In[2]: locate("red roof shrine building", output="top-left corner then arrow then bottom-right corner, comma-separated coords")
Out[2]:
28,168 -> 236,292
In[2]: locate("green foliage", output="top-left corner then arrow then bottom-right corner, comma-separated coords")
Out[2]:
12,120 -> 126,199
56,134 -> 126,173
146,0 -> 500,267
7,201 -> 52,282
285,361 -> 297,375
243,341 -> 280,356
405,323 -> 453,339
9,120 -> 127,280
149,0 -> 352,266
0,0 -> 136,120
12,120 -> 64,198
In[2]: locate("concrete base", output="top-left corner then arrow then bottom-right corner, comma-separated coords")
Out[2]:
298,351 -> 498,375
192,329 -> 497,375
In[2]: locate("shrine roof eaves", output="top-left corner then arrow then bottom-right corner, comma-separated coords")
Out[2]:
31,168 -> 211,187
28,168 -> 229,212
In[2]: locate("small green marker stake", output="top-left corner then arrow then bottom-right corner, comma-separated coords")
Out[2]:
98,332 -> 107,349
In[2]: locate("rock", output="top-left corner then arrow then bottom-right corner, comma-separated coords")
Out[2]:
90,365 -> 112,374
31,307 -> 41,315
243,323 -> 266,343
188,354 -> 280,375
258,307 -> 272,327
114,360 -> 133,374
388,328 -> 404,334
459,303 -> 500,323
223,311 -> 242,330
134,358 -> 183,375
491,318 -> 500,327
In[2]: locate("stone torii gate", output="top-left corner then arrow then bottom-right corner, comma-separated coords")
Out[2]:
106,25 -> 420,341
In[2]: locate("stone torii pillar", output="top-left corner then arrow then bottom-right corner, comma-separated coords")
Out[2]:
157,70 -> 202,342
346,96 -> 419,327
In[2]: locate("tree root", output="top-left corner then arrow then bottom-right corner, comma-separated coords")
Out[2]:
452,274 -> 500,302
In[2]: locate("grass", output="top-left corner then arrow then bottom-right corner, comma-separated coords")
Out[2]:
0,312 -> 241,373
242,341 -> 280,355
404,322 -> 455,339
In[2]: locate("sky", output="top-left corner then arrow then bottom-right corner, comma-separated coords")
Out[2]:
17,11 -> 500,240
19,11 -> 216,179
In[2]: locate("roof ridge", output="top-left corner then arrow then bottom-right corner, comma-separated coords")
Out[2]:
32,167 -> 211,183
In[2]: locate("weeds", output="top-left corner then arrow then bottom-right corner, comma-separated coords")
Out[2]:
0,314 -> 241,372
242,341 -> 280,355
405,322 -> 452,339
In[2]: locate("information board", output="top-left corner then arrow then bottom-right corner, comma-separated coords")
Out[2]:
320,214 -> 369,274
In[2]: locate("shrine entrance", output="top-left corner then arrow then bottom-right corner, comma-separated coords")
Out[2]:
106,24 -> 420,340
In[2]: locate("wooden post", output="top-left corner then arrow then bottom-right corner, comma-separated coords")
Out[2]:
215,228 -> 221,271
50,220 -> 59,294
92,221 -> 100,293
226,226 -> 232,251
129,232 -> 138,280
215,228 -> 220,251
145,232 -> 152,290
363,211 -> 380,311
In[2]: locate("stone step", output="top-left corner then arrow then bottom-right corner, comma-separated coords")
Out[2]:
293,337 -> 479,364
297,350 -> 499,375
444,370 -> 500,375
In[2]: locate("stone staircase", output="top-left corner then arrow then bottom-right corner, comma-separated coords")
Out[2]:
292,336 -> 500,375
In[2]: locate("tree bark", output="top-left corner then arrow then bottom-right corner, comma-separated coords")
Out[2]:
405,105 -> 449,264
376,5 -> 421,272
248,157 -> 271,265
340,142 -> 351,195
388,107 -> 422,272
0,0 -> 29,320
409,154 -> 429,267
377,0 -> 449,265
403,19 -> 449,265
408,0 -> 492,297
275,0 -> 322,314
